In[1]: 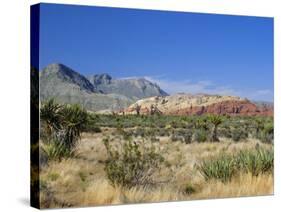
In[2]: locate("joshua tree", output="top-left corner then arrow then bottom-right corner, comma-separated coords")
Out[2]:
254,117 -> 265,137
194,117 -> 208,131
60,104 -> 89,149
150,104 -> 162,116
40,98 -> 62,137
208,115 -> 223,142
135,104 -> 141,116
150,104 -> 155,115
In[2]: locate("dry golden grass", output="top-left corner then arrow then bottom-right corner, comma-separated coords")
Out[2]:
39,130 -> 273,208
190,173 -> 273,199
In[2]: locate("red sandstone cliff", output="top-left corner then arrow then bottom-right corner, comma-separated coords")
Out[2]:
124,94 -> 273,116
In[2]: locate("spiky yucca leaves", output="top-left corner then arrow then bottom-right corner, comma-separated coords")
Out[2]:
60,104 -> 89,149
197,148 -> 274,183
40,98 -> 62,138
253,117 -> 265,137
197,155 -> 235,183
41,139 -> 75,161
236,148 -> 274,176
194,117 -> 209,131
40,99 -> 89,161
208,115 -> 223,142
258,122 -> 274,143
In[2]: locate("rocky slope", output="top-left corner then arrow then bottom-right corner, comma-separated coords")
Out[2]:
40,64 -> 132,111
39,63 -> 167,111
87,74 -> 168,100
124,94 -> 273,116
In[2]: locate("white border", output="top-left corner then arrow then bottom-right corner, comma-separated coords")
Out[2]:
0,0 -> 280,211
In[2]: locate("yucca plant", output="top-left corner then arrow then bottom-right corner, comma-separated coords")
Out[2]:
235,148 -> 274,176
60,104 -> 89,149
259,122 -> 274,143
40,99 -> 89,161
41,139 -> 74,161
197,147 -> 274,183
254,117 -> 265,137
194,117 -> 209,131
197,155 -> 235,183
40,98 -> 62,138
208,115 -> 223,142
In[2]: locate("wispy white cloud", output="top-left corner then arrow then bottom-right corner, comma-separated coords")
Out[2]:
246,89 -> 273,101
144,76 -> 239,96
143,76 -> 273,102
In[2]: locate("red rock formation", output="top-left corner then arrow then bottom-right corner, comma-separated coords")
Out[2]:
170,100 -> 273,116
123,94 -> 273,116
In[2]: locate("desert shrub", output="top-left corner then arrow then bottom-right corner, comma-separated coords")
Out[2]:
218,126 -> 232,138
258,122 -> 274,143
197,155 -> 235,183
103,139 -> 164,188
116,126 -> 131,140
41,139 -> 74,161
231,127 -> 248,142
183,131 -> 193,144
133,127 -> 145,137
157,128 -> 170,137
235,148 -> 274,176
183,183 -> 196,195
193,129 -> 207,143
171,134 -> 183,142
253,117 -> 265,137
146,128 -> 156,137
197,148 -> 274,183
83,114 -> 101,132
150,136 -> 160,142
47,172 -> 60,182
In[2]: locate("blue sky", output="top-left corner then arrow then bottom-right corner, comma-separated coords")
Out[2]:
39,3 -> 274,101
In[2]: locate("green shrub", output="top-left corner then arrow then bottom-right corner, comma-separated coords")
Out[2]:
103,139 -> 164,188
184,183 -> 196,195
235,148 -> 274,176
231,127 -> 248,142
197,148 -> 274,183
183,131 -> 193,144
41,139 -> 74,161
134,127 -> 146,137
197,155 -> 235,183
258,122 -> 274,143
171,134 -> 183,142
157,128 -> 170,137
47,172 -> 60,181
193,129 -> 207,143
218,127 -> 232,138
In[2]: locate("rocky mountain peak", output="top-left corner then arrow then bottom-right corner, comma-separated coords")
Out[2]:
41,63 -> 96,92
88,73 -> 112,85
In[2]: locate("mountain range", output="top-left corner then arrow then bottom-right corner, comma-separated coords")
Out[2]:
87,73 -> 167,100
39,63 -> 273,116
39,63 -> 167,111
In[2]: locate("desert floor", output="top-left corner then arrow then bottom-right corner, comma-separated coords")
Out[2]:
39,128 -> 273,208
